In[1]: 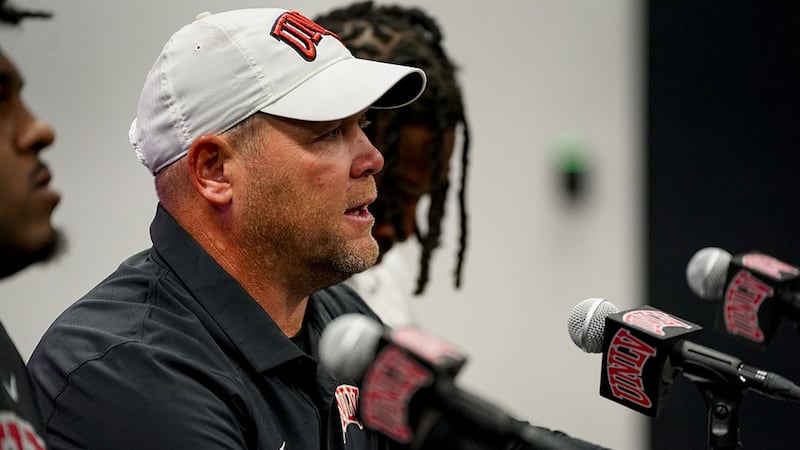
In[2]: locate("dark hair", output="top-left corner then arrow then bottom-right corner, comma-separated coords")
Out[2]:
0,0 -> 51,25
315,1 -> 470,295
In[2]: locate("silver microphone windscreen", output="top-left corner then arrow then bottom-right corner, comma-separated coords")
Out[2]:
686,247 -> 732,300
319,313 -> 384,381
567,298 -> 619,353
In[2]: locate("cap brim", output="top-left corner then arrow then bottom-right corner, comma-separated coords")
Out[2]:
261,58 -> 426,122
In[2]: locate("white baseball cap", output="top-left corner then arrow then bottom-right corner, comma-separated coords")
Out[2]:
129,8 -> 427,174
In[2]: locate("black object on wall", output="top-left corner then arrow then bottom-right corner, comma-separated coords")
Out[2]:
647,1 -> 800,449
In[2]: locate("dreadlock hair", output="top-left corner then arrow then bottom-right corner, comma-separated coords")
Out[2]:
315,1 -> 470,295
0,0 -> 51,25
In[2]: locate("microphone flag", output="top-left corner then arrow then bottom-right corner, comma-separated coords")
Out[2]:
600,305 -> 702,416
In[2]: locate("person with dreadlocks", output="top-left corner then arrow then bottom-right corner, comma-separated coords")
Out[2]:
0,1 -> 59,448
313,6 -> 617,450
315,1 -> 471,327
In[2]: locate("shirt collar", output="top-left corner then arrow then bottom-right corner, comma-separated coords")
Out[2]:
149,204 -> 310,373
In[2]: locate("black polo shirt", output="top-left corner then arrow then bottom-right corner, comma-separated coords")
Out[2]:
0,322 -> 47,449
27,206 -> 397,450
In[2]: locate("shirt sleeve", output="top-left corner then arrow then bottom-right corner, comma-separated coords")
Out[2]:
36,341 -> 256,450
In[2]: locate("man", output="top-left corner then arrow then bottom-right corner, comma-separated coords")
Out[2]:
28,8 -> 424,449
315,2 -> 471,327
0,0 -> 60,279
0,1 -> 58,448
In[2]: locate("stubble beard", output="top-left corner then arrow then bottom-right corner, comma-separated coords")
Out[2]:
328,235 -> 379,275
241,182 -> 379,291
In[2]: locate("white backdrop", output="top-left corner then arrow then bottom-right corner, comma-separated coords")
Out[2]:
0,1 -> 645,448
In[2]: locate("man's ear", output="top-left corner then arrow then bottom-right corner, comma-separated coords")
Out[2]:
186,135 -> 234,206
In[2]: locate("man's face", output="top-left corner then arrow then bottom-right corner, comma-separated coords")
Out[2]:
236,111 -> 384,289
370,120 -> 456,260
0,51 -> 60,278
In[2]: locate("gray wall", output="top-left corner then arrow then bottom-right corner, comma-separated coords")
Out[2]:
0,1 -> 644,448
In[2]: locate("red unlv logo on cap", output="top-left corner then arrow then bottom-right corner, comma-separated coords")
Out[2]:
271,11 -> 342,61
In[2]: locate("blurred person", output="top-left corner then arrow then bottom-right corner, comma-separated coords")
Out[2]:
27,8 -> 426,449
0,0 -> 60,279
0,1 -> 58,448
315,2 -> 471,328
312,7 -> 614,450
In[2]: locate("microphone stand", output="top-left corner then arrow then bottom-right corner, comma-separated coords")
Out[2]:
676,341 -> 749,449
692,379 -> 743,450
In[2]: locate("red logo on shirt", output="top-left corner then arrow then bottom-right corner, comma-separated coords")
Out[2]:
335,385 -> 363,443
0,411 -> 46,450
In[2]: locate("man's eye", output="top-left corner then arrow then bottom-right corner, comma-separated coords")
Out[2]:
358,118 -> 372,130
320,127 -> 343,140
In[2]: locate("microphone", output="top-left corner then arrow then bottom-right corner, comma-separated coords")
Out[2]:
320,314 -> 609,450
686,247 -> 800,344
567,298 -> 800,417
